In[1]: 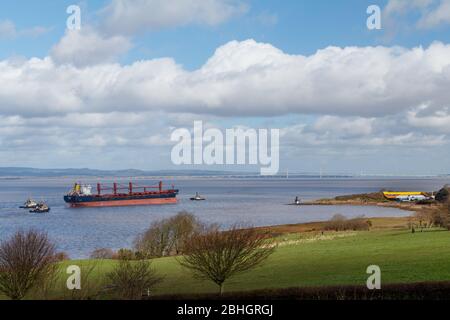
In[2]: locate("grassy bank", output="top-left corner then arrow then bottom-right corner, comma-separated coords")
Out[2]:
308,191 -> 438,212
3,217 -> 450,300
57,226 -> 450,297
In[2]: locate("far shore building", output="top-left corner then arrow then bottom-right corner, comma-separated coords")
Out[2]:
383,191 -> 429,202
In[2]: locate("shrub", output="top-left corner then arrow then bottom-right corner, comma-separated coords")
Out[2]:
323,215 -> 371,232
106,259 -> 163,300
54,252 -> 70,262
435,186 -> 449,203
0,230 -> 57,300
116,249 -> 135,261
90,248 -> 115,260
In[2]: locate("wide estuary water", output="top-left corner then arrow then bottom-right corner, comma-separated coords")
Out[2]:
0,176 -> 448,258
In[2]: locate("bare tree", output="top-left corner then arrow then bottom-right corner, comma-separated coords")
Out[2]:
421,202 -> 450,230
106,259 -> 163,300
169,211 -> 201,255
134,220 -> 172,258
0,230 -> 57,300
179,225 -> 276,295
416,210 -> 432,229
90,248 -> 115,260
441,198 -> 450,230
134,211 -> 201,258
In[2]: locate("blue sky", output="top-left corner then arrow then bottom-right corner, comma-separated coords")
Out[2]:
0,0 -> 450,175
3,0 -> 450,67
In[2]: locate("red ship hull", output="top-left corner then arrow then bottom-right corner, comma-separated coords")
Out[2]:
68,197 -> 178,208
64,182 -> 179,208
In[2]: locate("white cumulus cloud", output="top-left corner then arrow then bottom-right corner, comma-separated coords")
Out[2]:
384,0 -> 450,29
407,106 -> 450,133
100,0 -> 248,36
50,29 -> 132,67
0,39 -> 449,120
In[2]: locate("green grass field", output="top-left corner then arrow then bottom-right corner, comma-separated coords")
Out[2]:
2,227 -> 450,299
57,228 -> 450,297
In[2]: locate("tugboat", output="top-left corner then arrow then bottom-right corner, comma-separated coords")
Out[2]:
190,193 -> 206,201
20,198 -> 38,209
30,202 -> 51,213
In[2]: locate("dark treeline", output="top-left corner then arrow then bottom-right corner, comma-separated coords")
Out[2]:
151,281 -> 450,301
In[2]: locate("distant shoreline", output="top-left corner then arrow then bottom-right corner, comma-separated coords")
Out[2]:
300,200 -> 424,213
0,166 -> 448,179
1,175 -> 450,181
299,191 -> 442,213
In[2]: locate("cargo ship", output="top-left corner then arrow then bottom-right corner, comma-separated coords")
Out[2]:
64,182 -> 179,208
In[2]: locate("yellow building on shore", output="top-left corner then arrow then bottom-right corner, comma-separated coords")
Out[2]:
383,191 -> 426,200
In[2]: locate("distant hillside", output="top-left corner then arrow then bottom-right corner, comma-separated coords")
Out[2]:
0,167 -> 253,177
1,167 -> 443,178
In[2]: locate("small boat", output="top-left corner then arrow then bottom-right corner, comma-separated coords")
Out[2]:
30,202 -> 51,213
20,198 -> 38,209
190,193 -> 206,201
288,197 -> 302,206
